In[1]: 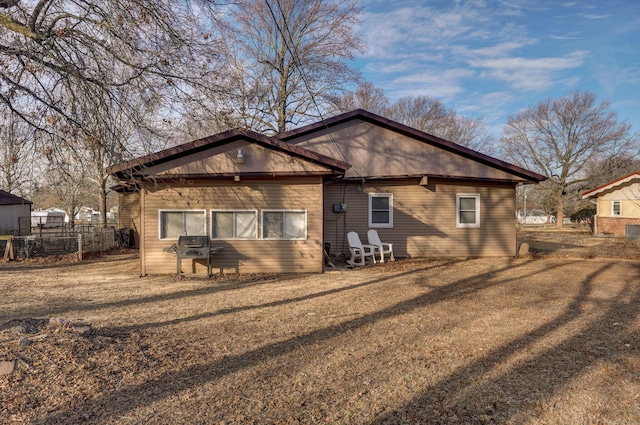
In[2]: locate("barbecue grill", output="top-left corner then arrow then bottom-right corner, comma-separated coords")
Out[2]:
168,236 -> 222,277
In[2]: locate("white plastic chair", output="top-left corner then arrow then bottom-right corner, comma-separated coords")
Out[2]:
367,229 -> 395,263
347,231 -> 376,266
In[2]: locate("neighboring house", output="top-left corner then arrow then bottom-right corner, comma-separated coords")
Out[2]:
582,172 -> 640,237
517,209 -> 554,225
0,190 -> 32,235
108,110 -> 545,276
75,207 -> 100,224
31,210 -> 65,228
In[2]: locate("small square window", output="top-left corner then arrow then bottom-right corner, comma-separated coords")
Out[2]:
369,193 -> 393,228
457,194 -> 480,228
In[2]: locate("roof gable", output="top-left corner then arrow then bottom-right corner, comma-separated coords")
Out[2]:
582,172 -> 640,199
108,129 -> 350,179
0,190 -> 32,206
277,109 -> 546,183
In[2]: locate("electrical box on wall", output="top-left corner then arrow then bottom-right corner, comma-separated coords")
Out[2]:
332,203 -> 347,213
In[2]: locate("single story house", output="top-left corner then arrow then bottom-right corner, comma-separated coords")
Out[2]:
108,110 -> 545,276
582,172 -> 640,237
0,190 -> 32,235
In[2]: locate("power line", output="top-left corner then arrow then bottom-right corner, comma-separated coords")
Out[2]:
263,0 -> 363,182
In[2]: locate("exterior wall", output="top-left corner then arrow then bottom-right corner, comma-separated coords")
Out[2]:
0,204 -> 31,235
596,217 -> 640,236
590,179 -> 640,236
118,191 -> 141,248
141,177 -> 324,275
596,198 -> 640,218
148,140 -> 331,176
286,119 -> 525,182
324,179 -> 517,258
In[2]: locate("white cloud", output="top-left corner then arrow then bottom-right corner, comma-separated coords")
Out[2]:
576,13 -> 610,19
470,51 -> 588,91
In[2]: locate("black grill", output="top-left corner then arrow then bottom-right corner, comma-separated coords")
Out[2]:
176,236 -> 214,277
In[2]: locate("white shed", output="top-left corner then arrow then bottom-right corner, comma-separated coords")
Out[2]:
0,190 -> 32,235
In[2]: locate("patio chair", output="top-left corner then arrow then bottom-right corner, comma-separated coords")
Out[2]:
347,231 -> 377,266
367,229 -> 395,263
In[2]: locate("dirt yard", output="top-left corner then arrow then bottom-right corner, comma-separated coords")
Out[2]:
1,232 -> 640,424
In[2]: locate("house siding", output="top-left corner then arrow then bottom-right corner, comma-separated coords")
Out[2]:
141,178 -> 324,275
596,198 -> 640,218
118,191 -> 141,248
286,119 -> 526,182
324,179 -> 517,258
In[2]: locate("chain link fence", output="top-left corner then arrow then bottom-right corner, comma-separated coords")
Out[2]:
1,227 -> 117,261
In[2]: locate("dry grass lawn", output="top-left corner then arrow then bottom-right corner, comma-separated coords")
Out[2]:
1,238 -> 640,424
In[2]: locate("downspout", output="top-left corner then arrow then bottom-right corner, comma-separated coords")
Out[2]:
139,185 -> 146,277
589,199 -> 598,235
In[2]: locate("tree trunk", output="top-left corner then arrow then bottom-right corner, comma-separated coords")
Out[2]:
100,178 -> 108,228
556,198 -> 564,227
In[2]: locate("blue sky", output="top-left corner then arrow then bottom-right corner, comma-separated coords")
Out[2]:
354,0 -> 640,139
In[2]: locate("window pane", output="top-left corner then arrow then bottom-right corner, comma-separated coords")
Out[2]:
613,202 -> 621,215
162,212 -> 183,238
460,211 -> 477,224
371,196 -> 389,210
263,212 -> 283,238
284,212 -> 305,238
372,211 -> 390,224
459,197 -> 476,211
184,212 -> 205,235
235,212 -> 256,238
213,212 -> 233,238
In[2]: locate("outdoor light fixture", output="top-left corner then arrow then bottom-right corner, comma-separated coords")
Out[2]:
236,149 -> 245,164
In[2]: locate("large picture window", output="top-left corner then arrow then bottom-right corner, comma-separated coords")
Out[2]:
369,193 -> 393,228
457,194 -> 480,228
211,210 -> 257,239
262,210 -> 307,239
159,210 -> 206,239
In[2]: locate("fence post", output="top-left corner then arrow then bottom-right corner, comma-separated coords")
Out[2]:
78,234 -> 83,261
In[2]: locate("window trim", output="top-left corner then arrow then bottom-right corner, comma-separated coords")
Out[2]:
210,209 -> 258,240
456,194 -> 480,228
261,209 -> 308,240
368,193 -> 393,228
158,209 -> 207,240
612,200 -> 621,216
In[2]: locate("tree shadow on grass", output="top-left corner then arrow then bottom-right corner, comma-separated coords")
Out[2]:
369,261 -> 640,424
39,257 -> 591,423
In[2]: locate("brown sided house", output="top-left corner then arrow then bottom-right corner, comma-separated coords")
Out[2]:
108,129 -> 349,275
108,110 -> 545,276
582,172 -> 640,237
277,110 -> 545,259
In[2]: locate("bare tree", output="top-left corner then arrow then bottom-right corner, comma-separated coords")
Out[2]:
500,90 -> 638,226
388,95 -> 494,152
42,158 -> 92,226
0,0 -> 226,146
0,108 -> 36,196
231,0 -> 364,133
331,81 -> 390,116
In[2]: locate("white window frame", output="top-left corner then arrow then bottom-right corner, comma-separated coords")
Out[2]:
368,193 -> 393,228
261,209 -> 307,240
158,209 -> 207,240
612,200 -> 621,216
456,194 -> 480,228
210,209 -> 258,240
